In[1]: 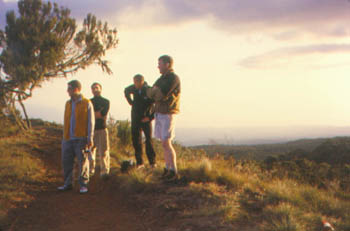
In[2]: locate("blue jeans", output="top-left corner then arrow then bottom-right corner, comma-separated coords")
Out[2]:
61,139 -> 89,187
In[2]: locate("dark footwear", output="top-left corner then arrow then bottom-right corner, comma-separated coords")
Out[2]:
100,174 -> 110,180
160,168 -> 169,179
57,185 -> 73,191
164,170 -> 179,183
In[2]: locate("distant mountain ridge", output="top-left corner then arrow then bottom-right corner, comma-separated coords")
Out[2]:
193,136 -> 350,162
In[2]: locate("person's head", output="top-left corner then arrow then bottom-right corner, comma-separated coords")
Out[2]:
91,82 -> 102,97
133,74 -> 144,89
158,55 -> 173,74
67,80 -> 81,98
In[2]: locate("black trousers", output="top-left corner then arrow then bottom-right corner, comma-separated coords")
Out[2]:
131,121 -> 156,165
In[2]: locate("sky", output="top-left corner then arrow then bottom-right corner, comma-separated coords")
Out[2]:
2,0 -> 350,145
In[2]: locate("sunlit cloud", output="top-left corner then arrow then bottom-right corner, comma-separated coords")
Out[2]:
1,0 -> 350,38
239,44 -> 350,69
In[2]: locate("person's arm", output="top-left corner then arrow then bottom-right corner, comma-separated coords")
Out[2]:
100,99 -> 110,117
148,75 -> 180,101
147,85 -> 164,102
87,100 -> 95,148
149,103 -> 155,121
124,85 -> 134,106
159,75 -> 180,99
141,101 -> 155,123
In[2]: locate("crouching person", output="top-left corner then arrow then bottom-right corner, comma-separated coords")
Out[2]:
58,80 -> 95,194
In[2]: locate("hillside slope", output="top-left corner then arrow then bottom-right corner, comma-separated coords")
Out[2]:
1,122 -> 349,230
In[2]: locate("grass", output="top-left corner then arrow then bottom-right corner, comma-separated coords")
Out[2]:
106,132 -> 350,231
0,127 -> 52,229
1,120 -> 349,230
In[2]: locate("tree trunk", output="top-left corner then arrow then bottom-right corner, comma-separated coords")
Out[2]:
8,102 -> 27,131
18,95 -> 31,130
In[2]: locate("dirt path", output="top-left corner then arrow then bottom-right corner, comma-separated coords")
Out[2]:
7,128 -> 149,231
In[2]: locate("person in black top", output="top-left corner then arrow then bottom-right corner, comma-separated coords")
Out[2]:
125,74 -> 156,168
90,82 -> 110,177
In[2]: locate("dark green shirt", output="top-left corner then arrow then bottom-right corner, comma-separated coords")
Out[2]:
153,71 -> 181,114
90,96 -> 110,130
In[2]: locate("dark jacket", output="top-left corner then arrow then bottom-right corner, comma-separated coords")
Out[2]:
90,96 -> 110,130
124,82 -> 155,123
152,70 -> 180,114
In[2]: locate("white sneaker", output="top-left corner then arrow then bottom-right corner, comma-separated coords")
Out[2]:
79,186 -> 88,194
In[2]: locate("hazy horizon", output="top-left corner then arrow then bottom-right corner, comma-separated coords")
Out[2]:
176,125 -> 350,146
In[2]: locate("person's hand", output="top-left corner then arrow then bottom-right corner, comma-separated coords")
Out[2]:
95,111 -> 102,119
87,139 -> 93,149
141,117 -> 150,123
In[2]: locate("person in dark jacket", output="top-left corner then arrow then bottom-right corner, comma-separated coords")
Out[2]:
125,74 -> 156,168
147,55 -> 181,182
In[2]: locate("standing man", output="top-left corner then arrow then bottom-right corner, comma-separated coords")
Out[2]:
90,82 -> 110,178
147,55 -> 181,182
125,74 -> 156,169
58,80 -> 94,194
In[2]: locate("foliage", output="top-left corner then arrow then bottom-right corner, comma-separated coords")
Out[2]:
107,118 -> 132,148
0,0 -> 118,130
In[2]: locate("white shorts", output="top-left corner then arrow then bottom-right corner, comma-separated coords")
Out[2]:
154,113 -> 176,141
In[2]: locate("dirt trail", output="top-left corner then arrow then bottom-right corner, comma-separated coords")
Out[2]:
7,127 -> 150,231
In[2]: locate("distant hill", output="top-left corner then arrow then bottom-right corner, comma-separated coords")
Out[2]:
192,137 -> 347,161
299,137 -> 350,165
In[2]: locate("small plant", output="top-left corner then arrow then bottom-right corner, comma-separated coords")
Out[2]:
116,120 -> 132,147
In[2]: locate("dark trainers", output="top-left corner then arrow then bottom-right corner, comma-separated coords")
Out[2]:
57,185 -> 73,191
164,170 -> 179,183
160,168 -> 169,179
100,173 -> 110,180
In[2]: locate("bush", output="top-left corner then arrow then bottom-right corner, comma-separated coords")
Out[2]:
107,117 -> 132,148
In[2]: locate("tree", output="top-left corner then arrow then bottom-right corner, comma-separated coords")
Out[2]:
0,0 -> 118,130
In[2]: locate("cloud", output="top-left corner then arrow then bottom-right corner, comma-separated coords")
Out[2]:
239,44 -> 350,69
0,0 -> 141,28
1,0 -> 350,38
118,0 -> 350,39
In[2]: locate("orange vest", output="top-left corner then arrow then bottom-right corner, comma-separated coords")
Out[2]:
63,96 -> 90,140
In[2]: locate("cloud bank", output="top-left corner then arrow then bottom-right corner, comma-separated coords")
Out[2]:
239,43 -> 350,69
1,0 -> 350,38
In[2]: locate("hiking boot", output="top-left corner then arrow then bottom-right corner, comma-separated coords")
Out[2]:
79,186 -> 88,194
164,170 -> 179,183
100,173 -> 110,180
160,168 -> 169,179
57,185 -> 72,191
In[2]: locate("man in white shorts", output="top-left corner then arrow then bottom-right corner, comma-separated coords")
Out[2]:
147,55 -> 181,182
